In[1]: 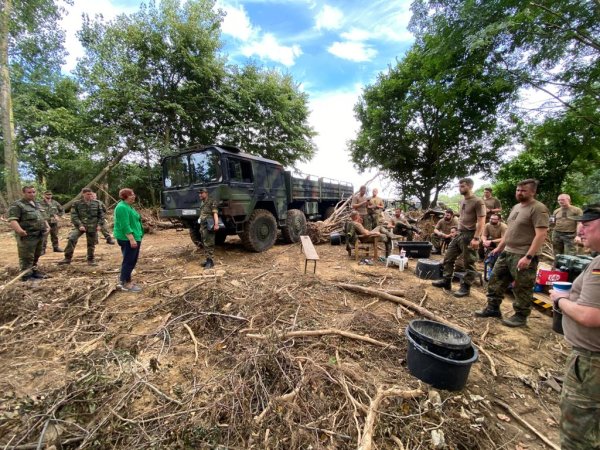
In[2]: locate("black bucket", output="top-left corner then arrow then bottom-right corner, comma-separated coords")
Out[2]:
405,324 -> 478,391
408,320 -> 471,350
415,259 -> 443,280
330,233 -> 342,246
552,307 -> 564,334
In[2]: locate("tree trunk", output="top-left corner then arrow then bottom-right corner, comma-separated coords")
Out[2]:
0,0 -> 21,202
62,146 -> 132,210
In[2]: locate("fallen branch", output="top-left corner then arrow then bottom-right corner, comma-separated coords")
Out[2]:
245,328 -> 397,349
183,323 -> 200,364
254,378 -> 303,423
358,387 -> 424,450
0,269 -> 33,291
493,399 -> 560,450
336,283 -> 467,333
474,343 -> 497,377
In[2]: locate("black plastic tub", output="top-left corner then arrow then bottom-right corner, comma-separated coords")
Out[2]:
405,326 -> 478,391
330,232 -> 342,245
408,320 -> 471,350
397,241 -> 433,258
415,259 -> 443,280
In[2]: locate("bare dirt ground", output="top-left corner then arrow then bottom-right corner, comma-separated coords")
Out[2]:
0,219 -> 567,449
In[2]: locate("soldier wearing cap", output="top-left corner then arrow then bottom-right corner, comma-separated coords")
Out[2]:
7,186 -> 50,280
549,204 -> 600,450
40,190 -> 64,254
552,193 -> 583,256
58,188 -> 105,266
198,187 -> 219,269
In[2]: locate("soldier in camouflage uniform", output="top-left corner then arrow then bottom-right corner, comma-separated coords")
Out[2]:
58,188 -> 105,266
549,204 -> 600,450
91,192 -> 115,245
475,179 -> 549,327
198,188 -> 219,269
8,186 -> 50,280
41,191 -> 64,254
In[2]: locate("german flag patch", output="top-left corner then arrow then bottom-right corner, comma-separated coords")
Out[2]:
592,269 -> 600,276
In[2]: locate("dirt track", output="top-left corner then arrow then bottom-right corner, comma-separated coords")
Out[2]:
0,223 -> 566,449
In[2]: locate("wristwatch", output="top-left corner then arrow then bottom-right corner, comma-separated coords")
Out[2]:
525,254 -> 533,260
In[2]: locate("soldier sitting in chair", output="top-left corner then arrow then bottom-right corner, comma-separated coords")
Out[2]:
345,211 -> 395,258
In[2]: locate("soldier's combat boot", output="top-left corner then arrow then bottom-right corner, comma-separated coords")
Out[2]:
502,314 -> 527,328
204,258 -> 214,269
57,258 -> 72,265
31,270 -> 49,279
432,277 -> 451,290
53,246 -> 63,252
474,305 -> 502,318
453,283 -> 470,298
106,237 -> 116,245
87,259 -> 98,266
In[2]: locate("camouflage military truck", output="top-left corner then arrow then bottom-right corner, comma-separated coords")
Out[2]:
160,144 -> 353,252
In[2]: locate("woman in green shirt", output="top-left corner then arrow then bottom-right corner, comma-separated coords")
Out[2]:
113,188 -> 144,292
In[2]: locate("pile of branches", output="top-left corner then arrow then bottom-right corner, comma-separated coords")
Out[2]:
0,264 -> 509,449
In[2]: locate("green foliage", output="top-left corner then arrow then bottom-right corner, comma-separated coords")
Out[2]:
218,64 -> 316,168
350,36 -> 516,208
493,107 -> 600,211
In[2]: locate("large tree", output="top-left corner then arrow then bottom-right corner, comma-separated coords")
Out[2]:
350,38 -> 516,208
0,0 -> 68,201
217,64 -> 316,168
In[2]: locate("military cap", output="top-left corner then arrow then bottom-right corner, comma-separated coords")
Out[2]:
199,187 -> 208,193
570,203 -> 600,222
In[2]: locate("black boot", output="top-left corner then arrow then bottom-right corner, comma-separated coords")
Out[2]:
106,237 -> 116,245
474,305 -> 502,318
432,277 -> 451,289
502,314 -> 527,327
453,283 -> 470,298
57,258 -> 72,265
31,270 -> 49,279
87,259 -> 98,266
53,246 -> 63,252
204,258 -> 214,269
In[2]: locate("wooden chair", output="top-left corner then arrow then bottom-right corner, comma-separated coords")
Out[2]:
355,235 -> 379,261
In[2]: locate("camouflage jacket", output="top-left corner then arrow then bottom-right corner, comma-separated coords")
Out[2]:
41,199 -> 64,223
71,199 -> 105,229
7,199 -> 47,234
199,196 -> 218,222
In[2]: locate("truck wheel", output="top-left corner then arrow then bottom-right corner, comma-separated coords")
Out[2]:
189,224 -> 202,247
324,206 -> 336,220
282,209 -> 307,243
241,209 -> 278,252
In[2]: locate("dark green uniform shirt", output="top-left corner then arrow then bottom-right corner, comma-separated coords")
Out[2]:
71,199 -> 105,230
199,196 -> 218,222
8,199 -> 47,234
41,199 -> 64,223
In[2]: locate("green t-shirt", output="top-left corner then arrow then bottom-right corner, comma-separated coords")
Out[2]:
113,200 -> 144,241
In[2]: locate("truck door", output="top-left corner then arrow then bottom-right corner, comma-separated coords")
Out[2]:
225,157 -> 255,217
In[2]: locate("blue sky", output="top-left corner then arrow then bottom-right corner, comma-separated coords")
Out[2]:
61,0 -> 416,196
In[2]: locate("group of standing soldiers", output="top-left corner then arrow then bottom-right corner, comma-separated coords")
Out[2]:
7,186 -> 116,280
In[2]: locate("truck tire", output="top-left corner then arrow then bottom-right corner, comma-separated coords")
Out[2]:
241,209 -> 278,252
189,224 -> 202,247
281,209 -> 307,243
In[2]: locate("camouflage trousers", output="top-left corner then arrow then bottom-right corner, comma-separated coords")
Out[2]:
486,252 -> 536,317
361,214 -> 373,232
200,222 -> 215,259
553,231 -> 577,256
95,223 -> 112,244
64,229 -> 98,261
16,233 -> 44,272
373,226 -> 393,256
42,222 -> 60,250
431,234 -> 450,251
442,230 -> 477,285
560,348 -> 600,449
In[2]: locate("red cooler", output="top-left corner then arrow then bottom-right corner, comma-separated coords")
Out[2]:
536,269 -> 568,286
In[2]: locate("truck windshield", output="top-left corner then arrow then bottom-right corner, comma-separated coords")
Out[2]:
163,150 -> 221,188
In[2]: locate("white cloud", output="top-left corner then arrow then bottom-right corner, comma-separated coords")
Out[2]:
340,27 -> 371,42
60,0 -> 138,73
297,87 -> 391,195
241,33 -> 302,66
328,41 -> 377,62
219,3 -> 255,41
315,5 -> 344,31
